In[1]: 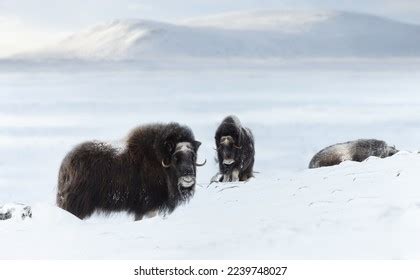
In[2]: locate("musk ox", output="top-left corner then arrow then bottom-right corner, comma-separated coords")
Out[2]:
56,123 -> 206,220
309,139 -> 399,169
215,115 -> 255,182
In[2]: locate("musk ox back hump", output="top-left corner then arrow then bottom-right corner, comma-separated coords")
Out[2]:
216,115 -> 242,140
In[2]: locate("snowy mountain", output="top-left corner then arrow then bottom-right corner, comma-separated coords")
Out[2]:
15,10 -> 420,61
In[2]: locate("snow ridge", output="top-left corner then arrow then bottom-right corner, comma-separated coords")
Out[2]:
14,10 -> 420,61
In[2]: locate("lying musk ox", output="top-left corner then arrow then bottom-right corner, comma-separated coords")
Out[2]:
215,115 -> 255,182
56,123 -> 206,220
309,139 -> 399,169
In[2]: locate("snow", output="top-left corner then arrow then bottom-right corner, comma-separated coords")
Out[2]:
0,202 -> 32,220
0,16 -> 68,59
1,8 -> 420,260
182,10 -> 336,31
10,10 -> 420,61
1,67 -> 420,259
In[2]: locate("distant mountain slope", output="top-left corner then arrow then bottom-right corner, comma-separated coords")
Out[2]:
16,10 -> 420,61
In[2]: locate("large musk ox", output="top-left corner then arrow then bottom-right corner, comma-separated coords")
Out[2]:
309,139 -> 399,169
57,123 -> 206,220
215,115 -> 255,182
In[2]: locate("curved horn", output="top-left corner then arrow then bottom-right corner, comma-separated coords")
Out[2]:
161,159 -> 171,168
233,144 -> 242,149
196,159 -> 207,166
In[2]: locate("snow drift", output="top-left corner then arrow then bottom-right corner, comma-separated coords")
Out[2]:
15,10 -> 420,61
1,151 -> 420,259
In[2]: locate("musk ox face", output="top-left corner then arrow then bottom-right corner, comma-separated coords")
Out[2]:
218,135 -> 241,166
162,141 -> 204,198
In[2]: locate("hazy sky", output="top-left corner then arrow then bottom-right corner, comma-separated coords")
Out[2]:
1,0 -> 420,30
1,0 -> 420,57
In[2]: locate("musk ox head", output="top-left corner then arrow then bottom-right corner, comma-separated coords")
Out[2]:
385,145 -> 399,157
158,123 -> 206,200
161,139 -> 205,199
217,135 -> 242,166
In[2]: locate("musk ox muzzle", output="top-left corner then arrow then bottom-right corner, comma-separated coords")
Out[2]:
178,175 -> 195,188
161,141 -> 206,195
223,158 -> 235,165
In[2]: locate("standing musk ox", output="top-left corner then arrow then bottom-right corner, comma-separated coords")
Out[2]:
215,115 -> 255,182
309,139 -> 399,169
56,123 -> 206,220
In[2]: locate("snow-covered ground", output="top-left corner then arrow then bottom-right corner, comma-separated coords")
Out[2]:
0,66 -> 420,259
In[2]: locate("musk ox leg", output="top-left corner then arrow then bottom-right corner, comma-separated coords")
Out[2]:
221,169 -> 240,182
239,173 -> 251,181
221,173 -> 231,182
239,163 -> 254,181
134,213 -> 143,221
231,169 -> 240,182
134,210 -> 158,221
145,210 -> 158,218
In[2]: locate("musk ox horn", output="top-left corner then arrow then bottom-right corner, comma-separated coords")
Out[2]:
161,159 -> 171,168
196,159 -> 207,166
233,144 -> 242,149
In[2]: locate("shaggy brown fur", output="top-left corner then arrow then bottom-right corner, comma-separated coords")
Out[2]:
57,123 -> 203,220
215,115 -> 255,182
309,139 -> 399,169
